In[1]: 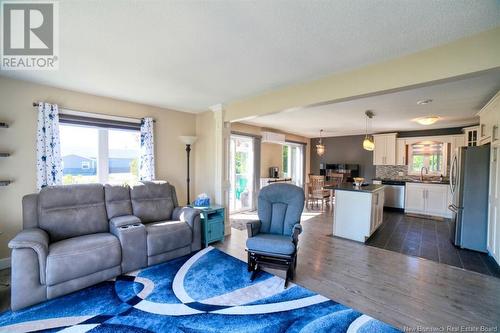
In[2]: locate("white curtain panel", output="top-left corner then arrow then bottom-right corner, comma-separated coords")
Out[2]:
140,117 -> 155,181
36,102 -> 63,190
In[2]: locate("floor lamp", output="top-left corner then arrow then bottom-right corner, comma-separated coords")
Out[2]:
179,136 -> 197,205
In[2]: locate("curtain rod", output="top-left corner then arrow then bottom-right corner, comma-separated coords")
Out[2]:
32,102 -> 156,122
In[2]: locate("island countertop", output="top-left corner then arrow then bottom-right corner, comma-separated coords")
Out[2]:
324,183 -> 385,193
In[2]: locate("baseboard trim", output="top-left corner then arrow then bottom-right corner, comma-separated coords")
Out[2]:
0,257 -> 11,270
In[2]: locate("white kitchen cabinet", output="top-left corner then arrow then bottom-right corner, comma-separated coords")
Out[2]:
373,133 -> 397,165
478,90 -> 500,147
480,90 -> 500,265
463,126 -> 479,147
333,186 -> 385,242
488,145 -> 500,264
405,182 -> 450,218
405,183 -> 426,212
450,134 -> 465,153
396,138 -> 407,165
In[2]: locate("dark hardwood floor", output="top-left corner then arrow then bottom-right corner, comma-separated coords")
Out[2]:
366,211 -> 500,277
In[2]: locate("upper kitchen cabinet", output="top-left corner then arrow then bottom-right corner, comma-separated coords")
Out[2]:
478,90 -> 500,146
396,138 -> 407,165
463,125 -> 479,147
373,133 -> 397,165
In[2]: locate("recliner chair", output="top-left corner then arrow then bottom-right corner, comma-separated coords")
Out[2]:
8,181 -> 201,310
246,183 -> 305,286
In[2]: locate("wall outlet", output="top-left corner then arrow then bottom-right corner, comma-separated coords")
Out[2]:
398,171 -> 404,177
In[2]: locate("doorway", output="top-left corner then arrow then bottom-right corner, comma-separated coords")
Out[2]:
282,142 -> 305,188
229,135 -> 255,213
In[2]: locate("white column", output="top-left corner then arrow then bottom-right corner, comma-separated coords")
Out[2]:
210,104 -> 231,236
97,129 -> 109,183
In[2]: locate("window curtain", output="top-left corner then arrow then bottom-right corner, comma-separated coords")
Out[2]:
140,117 -> 155,180
36,102 -> 63,190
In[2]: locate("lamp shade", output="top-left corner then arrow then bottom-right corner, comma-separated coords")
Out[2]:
179,136 -> 198,145
316,143 -> 325,156
363,137 -> 375,151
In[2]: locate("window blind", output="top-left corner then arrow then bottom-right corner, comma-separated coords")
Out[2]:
59,114 -> 141,131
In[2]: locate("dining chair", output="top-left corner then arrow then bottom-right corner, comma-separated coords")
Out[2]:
307,175 -> 330,210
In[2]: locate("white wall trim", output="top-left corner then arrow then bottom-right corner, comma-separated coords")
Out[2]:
0,257 -> 11,270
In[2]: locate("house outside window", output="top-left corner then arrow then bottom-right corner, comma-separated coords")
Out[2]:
59,115 -> 141,185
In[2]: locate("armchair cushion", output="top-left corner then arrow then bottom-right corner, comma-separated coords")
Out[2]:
258,183 -> 305,236
8,228 -> 49,285
246,234 -> 296,256
46,233 -> 121,286
145,221 -> 192,256
172,207 -> 201,230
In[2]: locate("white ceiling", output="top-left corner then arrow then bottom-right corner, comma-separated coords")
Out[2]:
1,1 -> 499,112
243,70 -> 500,138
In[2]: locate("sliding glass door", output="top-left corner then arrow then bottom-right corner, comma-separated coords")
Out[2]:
283,143 -> 304,188
229,135 -> 255,213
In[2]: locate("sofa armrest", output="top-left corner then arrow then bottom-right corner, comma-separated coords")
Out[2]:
109,215 -> 142,233
173,207 -> 202,251
246,220 -> 261,238
8,228 -> 49,285
172,207 -> 200,229
291,223 -> 302,245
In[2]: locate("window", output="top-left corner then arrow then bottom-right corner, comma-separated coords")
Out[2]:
60,122 -> 140,185
408,140 -> 447,176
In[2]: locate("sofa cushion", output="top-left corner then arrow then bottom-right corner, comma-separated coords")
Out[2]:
38,184 -> 108,242
145,221 -> 192,256
130,182 -> 177,223
105,184 -> 132,219
246,234 -> 296,256
46,233 -> 121,286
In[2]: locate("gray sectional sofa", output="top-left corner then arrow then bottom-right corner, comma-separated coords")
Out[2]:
8,181 -> 201,310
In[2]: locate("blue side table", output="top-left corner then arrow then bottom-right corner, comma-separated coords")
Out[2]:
192,205 -> 225,248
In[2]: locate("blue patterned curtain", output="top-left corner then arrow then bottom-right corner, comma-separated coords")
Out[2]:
140,117 -> 155,181
36,102 -> 63,190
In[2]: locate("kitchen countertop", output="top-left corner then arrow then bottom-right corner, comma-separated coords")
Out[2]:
324,183 -> 385,193
373,178 -> 450,185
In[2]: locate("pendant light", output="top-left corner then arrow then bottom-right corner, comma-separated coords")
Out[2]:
316,129 -> 325,156
363,110 -> 375,151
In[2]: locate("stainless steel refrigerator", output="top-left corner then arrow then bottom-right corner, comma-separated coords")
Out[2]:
449,145 -> 490,252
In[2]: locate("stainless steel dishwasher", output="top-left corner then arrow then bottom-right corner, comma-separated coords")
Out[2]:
373,180 -> 405,209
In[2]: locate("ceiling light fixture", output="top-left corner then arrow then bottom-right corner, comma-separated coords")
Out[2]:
362,110 -> 375,151
415,116 -> 440,126
316,129 -> 325,157
417,99 -> 433,105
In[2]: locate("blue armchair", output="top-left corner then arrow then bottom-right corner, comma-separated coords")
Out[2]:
246,183 -> 305,286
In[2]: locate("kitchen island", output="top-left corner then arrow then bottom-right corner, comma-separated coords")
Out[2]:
325,183 -> 385,242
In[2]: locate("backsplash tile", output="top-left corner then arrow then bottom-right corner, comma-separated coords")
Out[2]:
375,165 -> 449,182
375,165 -> 408,179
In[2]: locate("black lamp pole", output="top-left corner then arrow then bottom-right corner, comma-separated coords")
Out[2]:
185,144 -> 192,205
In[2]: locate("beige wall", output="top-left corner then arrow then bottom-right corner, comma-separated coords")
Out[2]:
194,111 -> 215,200
261,143 -> 283,177
0,76 -> 197,260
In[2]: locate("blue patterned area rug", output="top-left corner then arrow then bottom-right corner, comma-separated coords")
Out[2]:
0,247 -> 401,332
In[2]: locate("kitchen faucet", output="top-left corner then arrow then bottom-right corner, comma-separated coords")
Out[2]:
420,166 -> 429,181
